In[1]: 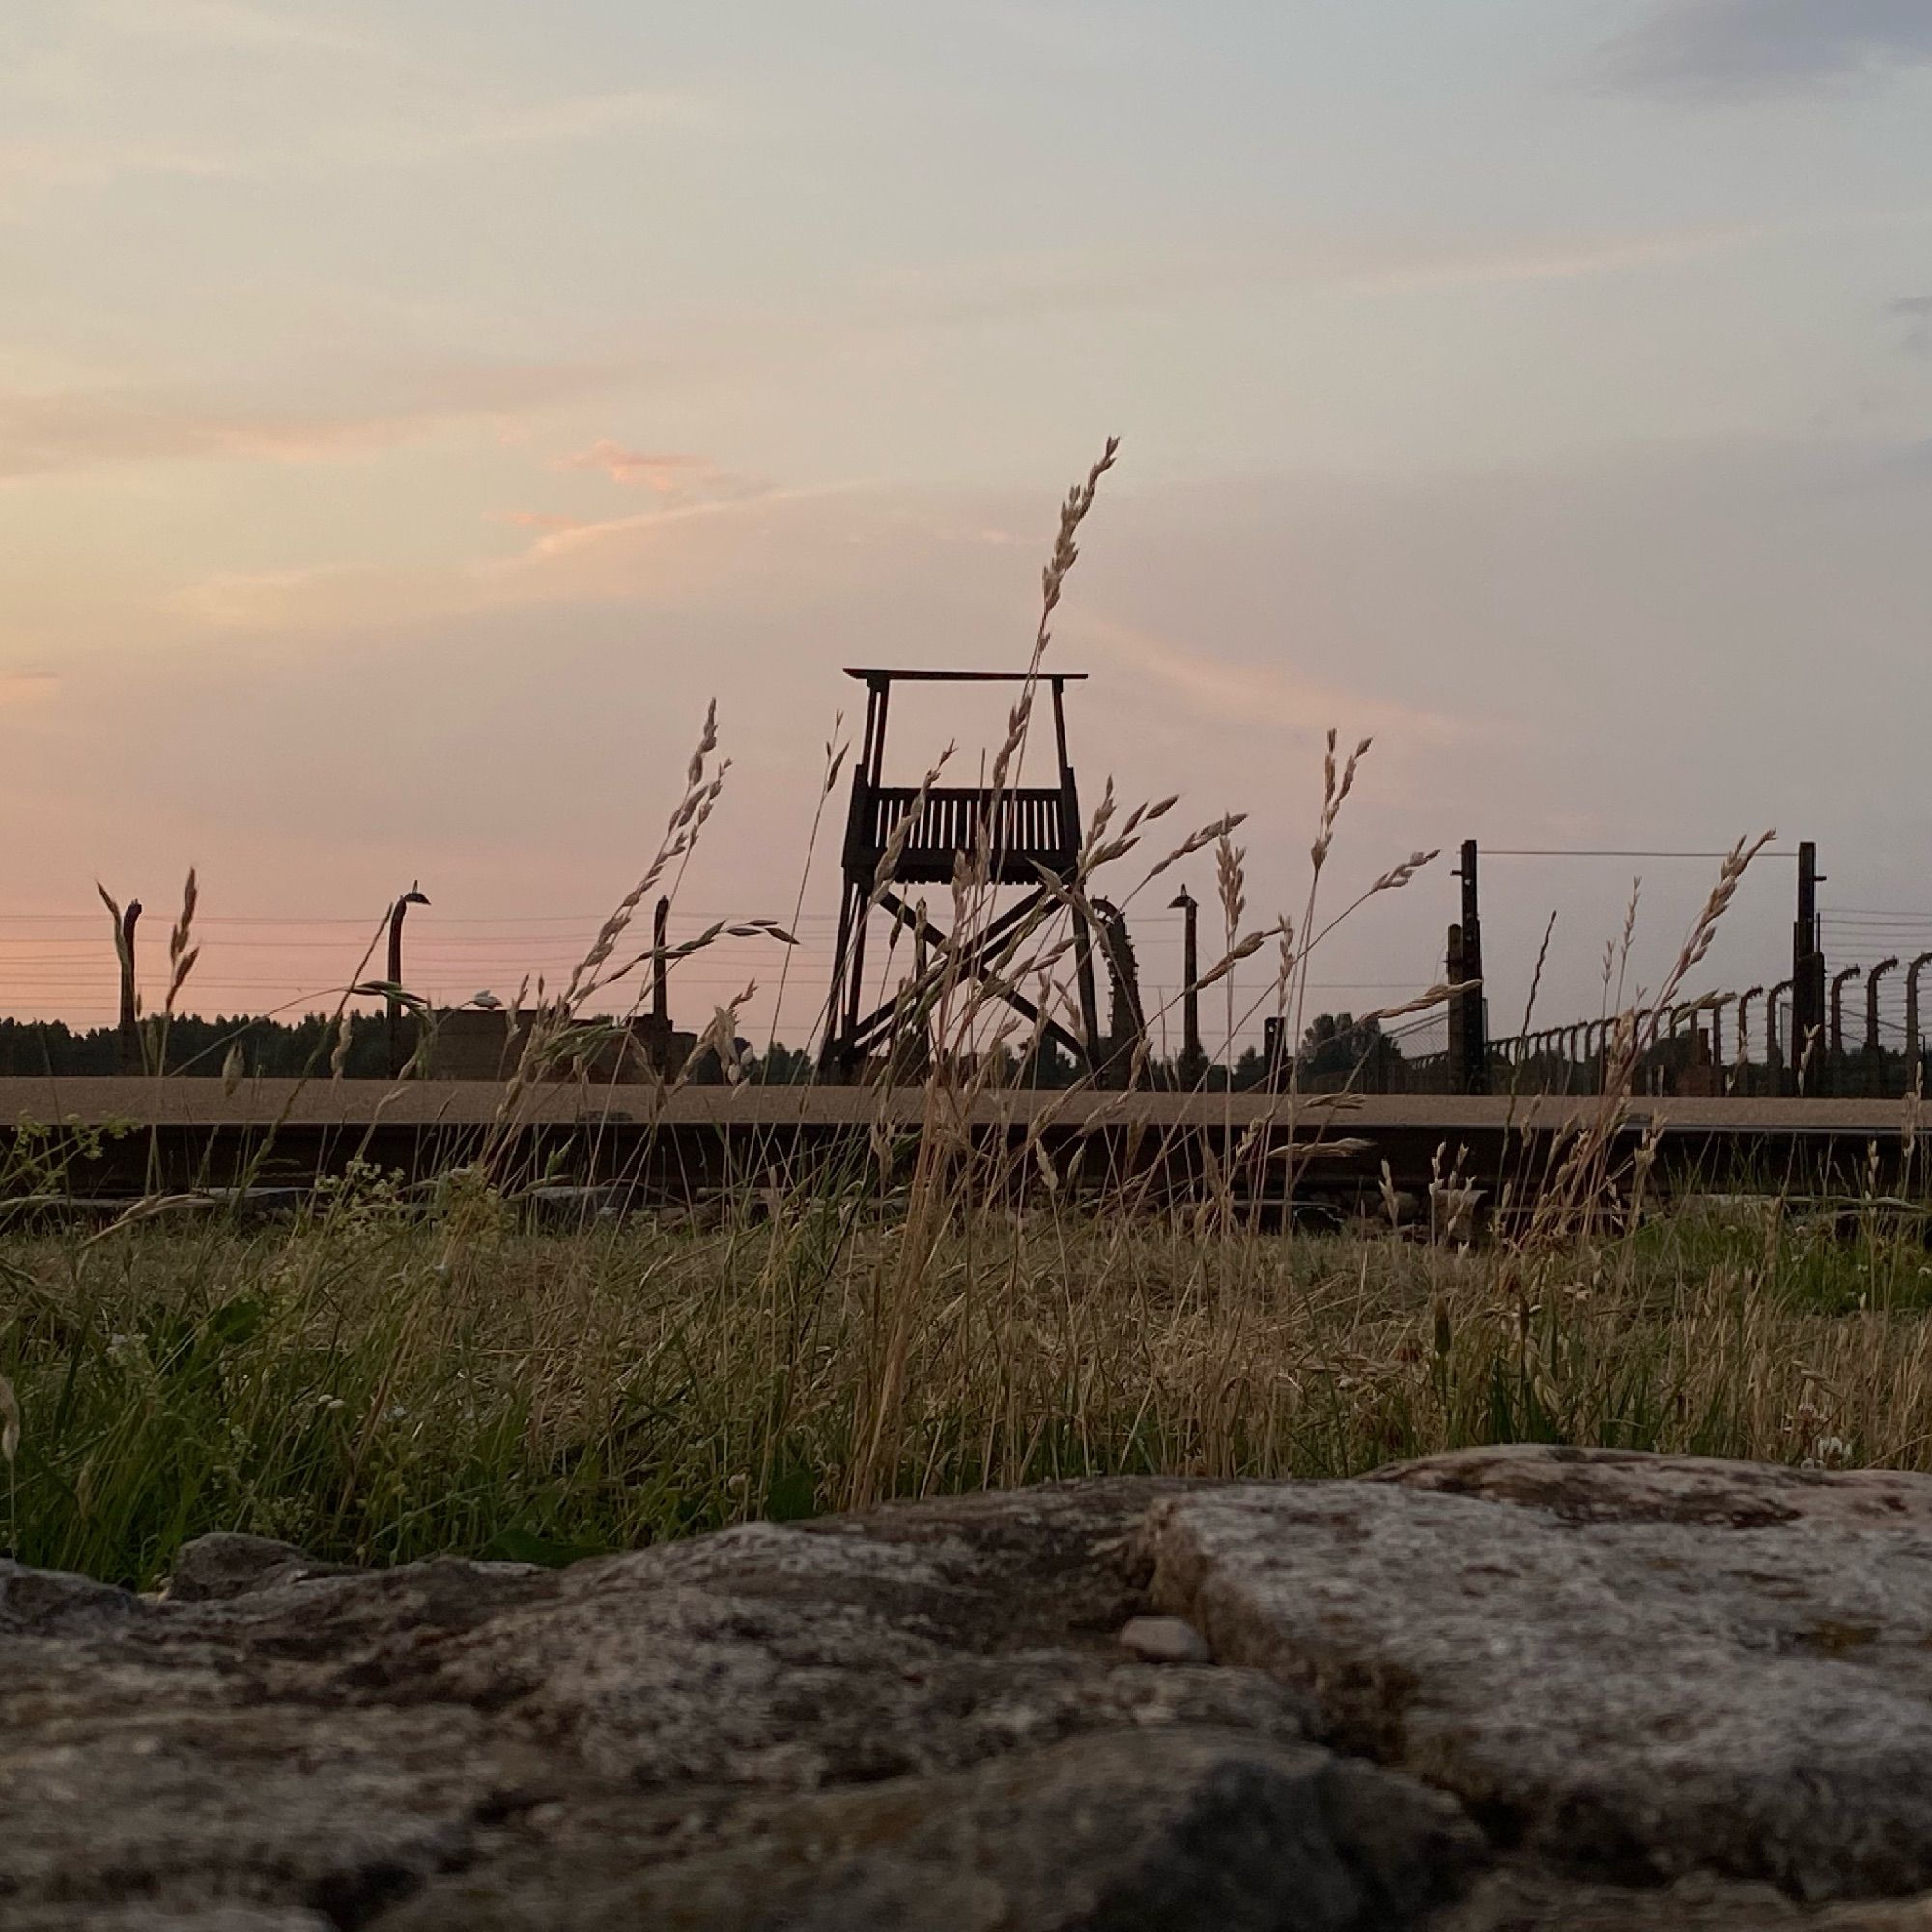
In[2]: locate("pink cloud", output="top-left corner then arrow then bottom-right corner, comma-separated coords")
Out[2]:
554,440 -> 722,494
491,509 -> 584,531
0,364 -> 627,481
1077,614 -> 1472,749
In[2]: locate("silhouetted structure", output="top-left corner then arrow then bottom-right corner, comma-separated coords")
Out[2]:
1736,985 -> 1764,1071
818,669 -> 1102,1079
652,895 -> 670,1032
1830,964 -> 1860,1060
116,899 -> 142,1076
386,883 -> 429,1076
426,1010 -> 692,1083
1170,887 -> 1206,1087
1447,841 -> 1488,1094
1867,957 -> 1899,1058
1911,954 -> 1932,1060
1792,841 -> 1826,1094
1093,895 -> 1148,1087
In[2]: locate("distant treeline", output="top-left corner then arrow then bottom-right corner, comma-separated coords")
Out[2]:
0,1014 -> 811,1085
0,1011 -> 1397,1087
0,1014 -> 393,1080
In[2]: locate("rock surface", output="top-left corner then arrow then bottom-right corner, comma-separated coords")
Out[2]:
14,1451 -> 1932,1927
1147,1447 -> 1932,1906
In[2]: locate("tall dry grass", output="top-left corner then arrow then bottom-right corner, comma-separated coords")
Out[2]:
4,1194 -> 1931,1588
2,440 -> 1910,1593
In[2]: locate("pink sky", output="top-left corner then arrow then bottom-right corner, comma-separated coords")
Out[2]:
7,2 -> 1932,1047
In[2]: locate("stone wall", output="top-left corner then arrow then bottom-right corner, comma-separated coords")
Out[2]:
12,1448 -> 1932,1926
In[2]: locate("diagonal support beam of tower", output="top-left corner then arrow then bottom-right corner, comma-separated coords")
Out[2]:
818,669 -> 1104,1081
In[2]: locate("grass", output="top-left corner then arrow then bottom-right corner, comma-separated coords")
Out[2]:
7,1183 -> 1932,1590
5,435 -> 1899,1590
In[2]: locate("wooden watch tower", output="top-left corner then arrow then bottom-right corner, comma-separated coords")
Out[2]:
819,668 -> 1103,1079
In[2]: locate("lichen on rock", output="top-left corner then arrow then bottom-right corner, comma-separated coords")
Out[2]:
14,1451 -> 1932,1928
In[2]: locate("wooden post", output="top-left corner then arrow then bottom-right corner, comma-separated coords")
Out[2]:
1171,888 -> 1204,1085
1264,1014 -> 1285,1090
840,677 -> 890,1053
1446,923 -> 1467,1093
386,883 -> 428,1078
1053,678 -> 1103,1069
1454,841 -> 1487,1094
117,901 -> 143,1075
652,896 -> 670,1025
1792,842 -> 1825,1096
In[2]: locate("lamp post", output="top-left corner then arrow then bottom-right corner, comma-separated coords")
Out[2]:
1170,889 -> 1204,1087
117,899 -> 143,1075
386,883 -> 429,1077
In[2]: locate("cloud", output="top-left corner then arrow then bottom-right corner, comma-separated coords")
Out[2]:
1864,436 -> 1932,484
312,89 -> 726,173
0,388 -> 382,476
1319,223 -> 1776,296
505,484 -> 814,569
0,362 -> 623,481
84,0 -> 394,61
175,566 -> 356,632
829,218 -> 1787,349
1892,295 -> 1932,356
1,0 -> 723,215
554,441 -> 722,494
499,442 -> 771,540
490,510 -> 584,532
0,135 -> 233,196
170,482 -> 826,637
0,671 -> 59,706
1075,615 -> 1472,749
0,85 -> 721,209
1600,0 -> 1932,99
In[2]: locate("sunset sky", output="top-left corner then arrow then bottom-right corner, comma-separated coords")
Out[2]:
6,0 -> 1932,1052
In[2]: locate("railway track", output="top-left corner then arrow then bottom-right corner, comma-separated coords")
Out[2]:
0,1079 -> 1920,1218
